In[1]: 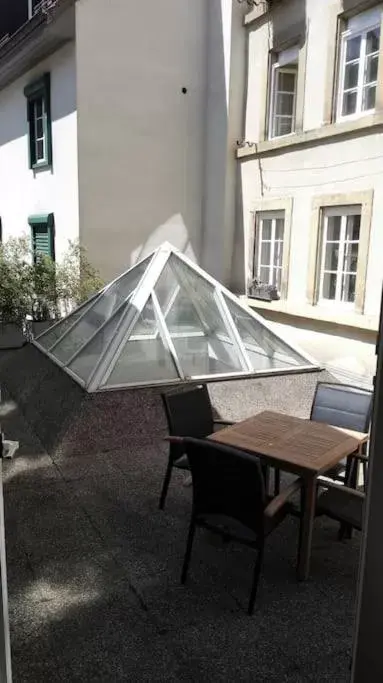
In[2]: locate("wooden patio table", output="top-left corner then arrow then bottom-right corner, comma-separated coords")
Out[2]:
209,410 -> 368,581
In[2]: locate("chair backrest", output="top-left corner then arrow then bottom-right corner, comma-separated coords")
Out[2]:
310,382 -> 373,433
161,384 -> 214,438
183,437 -> 266,536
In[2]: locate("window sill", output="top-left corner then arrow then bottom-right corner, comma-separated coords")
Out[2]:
32,162 -> 52,172
237,112 -> 383,159
241,296 -> 379,333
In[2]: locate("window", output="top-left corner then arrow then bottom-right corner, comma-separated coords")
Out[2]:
269,46 -> 299,138
319,206 -> 361,305
337,7 -> 381,120
254,211 -> 285,291
24,73 -> 52,169
28,213 -> 55,262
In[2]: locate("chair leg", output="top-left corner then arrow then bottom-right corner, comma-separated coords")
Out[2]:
181,518 -> 196,584
297,486 -> 304,567
261,464 -> 270,496
274,468 -> 281,496
248,543 -> 264,616
159,459 -> 174,510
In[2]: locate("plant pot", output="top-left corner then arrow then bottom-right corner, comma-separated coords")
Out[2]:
248,284 -> 280,302
0,322 -> 26,350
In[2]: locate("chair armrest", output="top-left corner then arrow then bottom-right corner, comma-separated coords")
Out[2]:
163,436 -> 185,445
318,480 -> 365,500
264,478 -> 302,519
213,420 -> 234,431
350,453 -> 369,462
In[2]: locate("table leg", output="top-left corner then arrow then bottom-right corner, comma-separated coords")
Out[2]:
297,476 -> 317,581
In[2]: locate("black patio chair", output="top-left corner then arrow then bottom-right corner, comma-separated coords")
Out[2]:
316,479 -> 365,533
273,381 -> 373,496
159,384 -> 233,509
178,437 -> 301,615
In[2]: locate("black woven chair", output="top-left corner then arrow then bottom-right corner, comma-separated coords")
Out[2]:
274,382 -> 372,496
178,437 -> 301,615
159,384 -> 233,509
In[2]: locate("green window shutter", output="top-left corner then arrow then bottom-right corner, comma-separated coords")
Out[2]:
28,213 -> 55,261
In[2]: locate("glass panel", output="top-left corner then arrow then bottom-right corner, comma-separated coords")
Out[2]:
36,117 -> 44,139
276,92 -> 295,116
344,62 -> 359,89
277,70 -> 296,92
273,241 -> 283,268
343,243 -> 359,273
259,266 -> 270,284
104,297 -> 178,386
224,296 -> 306,369
365,54 -> 378,84
366,28 -> 380,55
34,97 -> 43,118
260,242 -> 271,265
272,267 -> 282,290
341,273 -> 356,303
50,258 -> 150,364
36,140 -> 44,161
68,308 -> 126,382
274,116 -> 294,136
326,216 -> 341,241
322,272 -> 337,300
36,298 -> 97,349
362,84 -> 376,110
275,218 -> 284,240
172,336 -> 243,377
345,213 -> 361,241
346,35 -> 361,62
261,219 -> 272,240
342,90 -> 357,116
324,243 -> 339,271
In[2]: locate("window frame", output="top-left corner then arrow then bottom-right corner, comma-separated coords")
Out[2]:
254,210 -> 285,292
318,206 -> 361,308
307,191 -> 373,315
336,9 -> 381,122
24,73 -> 52,170
269,65 -> 298,139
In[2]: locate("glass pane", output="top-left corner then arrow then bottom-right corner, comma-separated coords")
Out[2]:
259,266 -> 270,284
172,336 -> 243,377
366,28 -> 380,55
50,258 -> 150,363
260,242 -> 271,265
343,242 -> 359,273
274,116 -> 293,136
277,71 -> 296,92
68,308 -> 126,382
276,92 -> 295,116
346,35 -> 361,62
275,218 -> 284,240
272,267 -> 282,290
345,213 -> 361,241
326,215 -> 341,241
362,84 -> 376,110
344,61 -> 359,89
341,274 -> 356,303
273,241 -> 283,268
261,219 -> 272,240
34,97 -> 43,118
104,297 -> 178,386
224,296 -> 306,369
342,89 -> 357,116
36,298 -> 97,349
324,243 -> 339,271
365,54 -> 378,84
36,117 -> 44,139
36,139 -> 44,161
322,273 -> 337,300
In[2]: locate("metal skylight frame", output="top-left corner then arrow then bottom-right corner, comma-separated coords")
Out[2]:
33,242 -> 320,391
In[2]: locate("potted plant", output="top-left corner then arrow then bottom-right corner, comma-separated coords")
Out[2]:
55,240 -> 104,315
0,236 -> 32,349
248,277 -> 280,302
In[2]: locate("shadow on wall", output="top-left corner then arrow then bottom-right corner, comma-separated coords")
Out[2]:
130,214 -> 196,266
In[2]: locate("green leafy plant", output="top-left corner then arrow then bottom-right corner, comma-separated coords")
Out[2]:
56,240 -> 104,315
0,236 -> 33,324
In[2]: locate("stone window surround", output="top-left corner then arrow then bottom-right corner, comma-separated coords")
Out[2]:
247,197 -> 293,300
307,190 -> 374,315
323,0 -> 383,126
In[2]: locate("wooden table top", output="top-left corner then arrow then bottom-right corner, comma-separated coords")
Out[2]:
209,410 -> 368,476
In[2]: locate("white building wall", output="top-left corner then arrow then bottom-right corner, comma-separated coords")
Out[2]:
0,42 -> 78,261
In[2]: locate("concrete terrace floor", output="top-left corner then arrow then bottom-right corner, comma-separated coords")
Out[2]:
2,375 -> 359,682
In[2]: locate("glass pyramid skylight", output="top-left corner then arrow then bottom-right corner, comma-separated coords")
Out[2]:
33,243 -> 319,391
